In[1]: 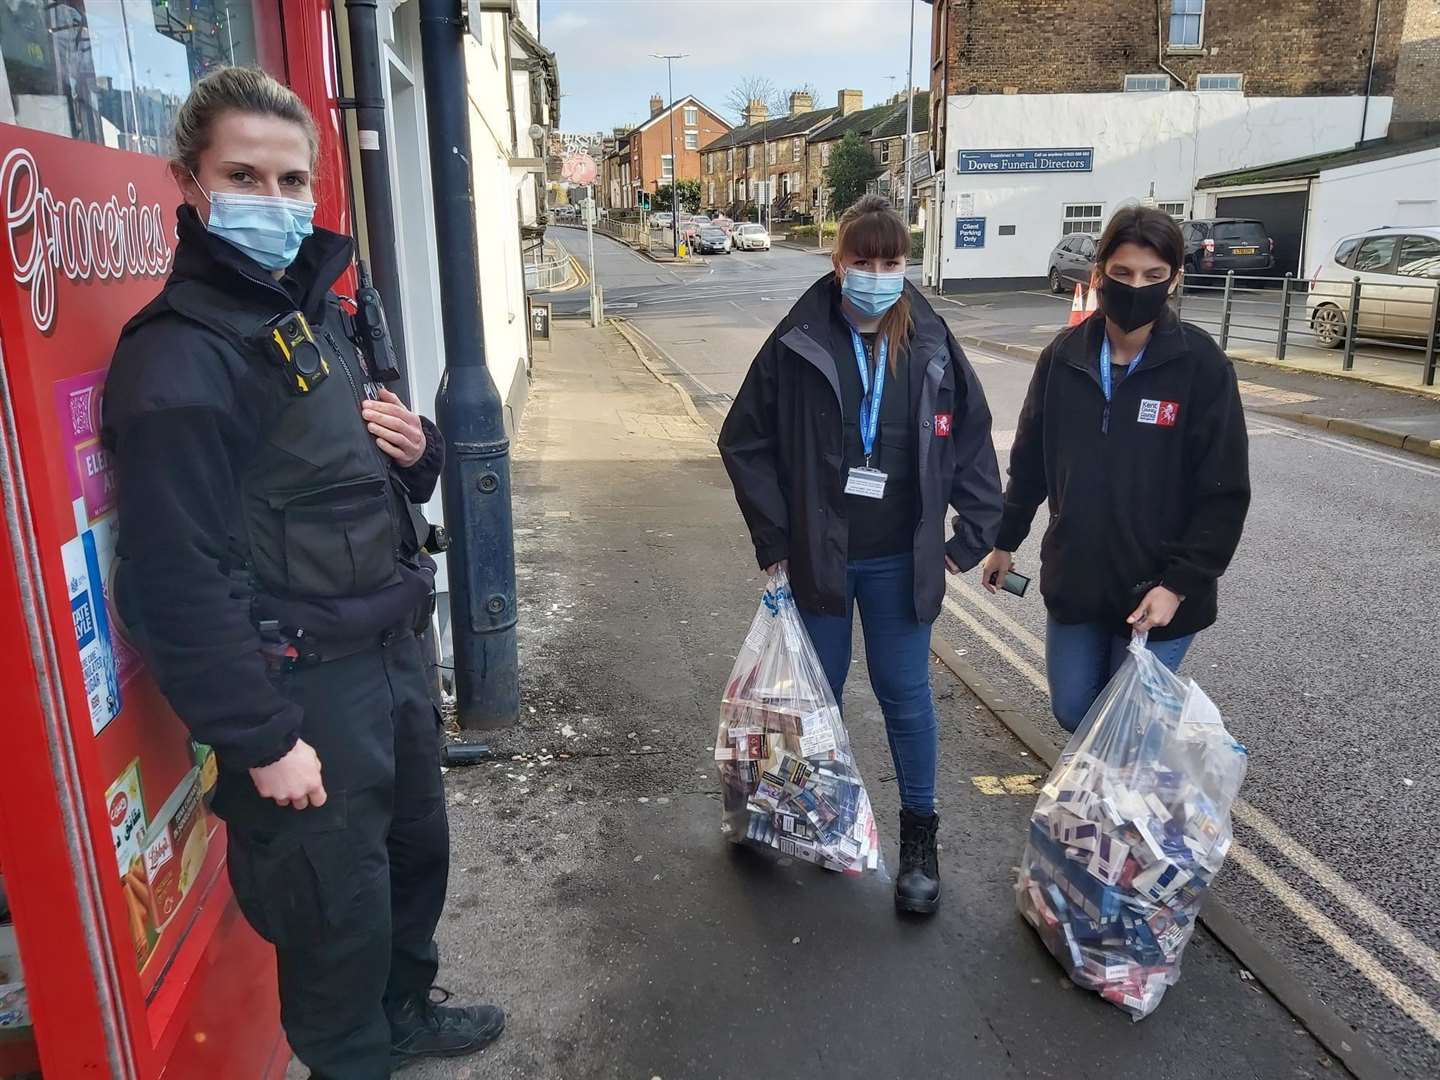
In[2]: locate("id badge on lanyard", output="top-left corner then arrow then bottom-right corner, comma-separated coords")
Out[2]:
844,329 -> 888,499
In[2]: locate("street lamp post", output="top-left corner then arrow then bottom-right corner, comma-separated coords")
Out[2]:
653,53 -> 687,256
902,0 -> 916,225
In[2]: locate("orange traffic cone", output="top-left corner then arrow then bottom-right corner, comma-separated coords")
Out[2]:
1084,284 -> 1099,319
1067,283 -> 1085,327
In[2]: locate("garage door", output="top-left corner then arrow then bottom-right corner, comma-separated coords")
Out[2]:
1214,191 -> 1307,278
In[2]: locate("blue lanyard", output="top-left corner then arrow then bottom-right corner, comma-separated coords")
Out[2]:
849,328 -> 887,463
1099,334 -> 1145,403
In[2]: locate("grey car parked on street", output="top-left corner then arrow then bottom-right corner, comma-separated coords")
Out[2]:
1048,233 -> 1098,293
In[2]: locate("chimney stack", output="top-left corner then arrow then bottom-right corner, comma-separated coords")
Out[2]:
649,93 -> 664,117
789,90 -> 814,115
744,98 -> 769,126
837,89 -> 863,116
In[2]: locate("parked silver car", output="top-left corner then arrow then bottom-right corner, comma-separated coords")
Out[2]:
1306,226 -> 1440,347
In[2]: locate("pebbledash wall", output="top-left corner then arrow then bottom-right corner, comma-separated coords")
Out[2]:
935,91 -> 1394,291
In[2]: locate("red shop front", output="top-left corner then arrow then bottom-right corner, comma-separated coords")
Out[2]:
0,3 -> 353,1075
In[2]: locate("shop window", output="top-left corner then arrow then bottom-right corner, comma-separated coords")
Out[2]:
1,0 -> 285,157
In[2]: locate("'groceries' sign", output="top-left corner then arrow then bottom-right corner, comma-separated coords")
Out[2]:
957,148 -> 1093,174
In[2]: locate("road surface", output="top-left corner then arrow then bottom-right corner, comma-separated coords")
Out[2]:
553,225 -> 1440,1078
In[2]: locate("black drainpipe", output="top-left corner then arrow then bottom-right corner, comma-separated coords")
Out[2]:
343,0 -> 412,405
419,0 -> 520,729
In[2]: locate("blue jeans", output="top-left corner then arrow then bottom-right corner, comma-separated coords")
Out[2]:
799,554 -> 937,814
1045,618 -> 1196,733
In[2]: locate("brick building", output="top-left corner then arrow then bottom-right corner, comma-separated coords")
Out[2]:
699,89 -> 933,220
916,0 -> 1435,292
1392,0 -> 1439,138
701,90 -> 847,217
925,0 -> 1412,165
602,94 -> 729,209
867,90 -> 931,209
802,96 -> 902,216
600,127 -> 633,211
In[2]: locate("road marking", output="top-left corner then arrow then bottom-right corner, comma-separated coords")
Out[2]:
971,774 -> 1043,795
948,576 -> 1044,656
1253,420 -> 1440,478
1235,800 -> 1440,989
1237,380 -> 1320,405
1229,843 -> 1440,1042
943,574 -> 1440,1040
941,595 -> 1049,694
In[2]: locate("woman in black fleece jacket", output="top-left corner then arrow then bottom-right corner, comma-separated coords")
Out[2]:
980,206 -> 1251,732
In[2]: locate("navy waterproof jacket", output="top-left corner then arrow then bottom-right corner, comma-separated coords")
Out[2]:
719,274 -> 1002,623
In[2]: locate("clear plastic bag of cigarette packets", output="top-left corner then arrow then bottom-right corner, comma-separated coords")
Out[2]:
714,570 -> 885,876
1016,632 -> 1248,1019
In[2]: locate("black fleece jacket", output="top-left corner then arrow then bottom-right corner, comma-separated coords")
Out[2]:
103,207 -> 443,769
996,310 -> 1250,641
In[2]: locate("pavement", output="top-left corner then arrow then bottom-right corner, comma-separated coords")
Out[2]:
392,316 -> 1349,1080
547,227 -> 1440,1079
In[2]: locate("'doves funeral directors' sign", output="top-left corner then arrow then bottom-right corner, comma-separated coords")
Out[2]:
957,148 -> 1094,174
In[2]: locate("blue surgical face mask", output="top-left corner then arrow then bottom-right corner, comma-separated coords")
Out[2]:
840,267 -> 905,317
193,174 -> 315,271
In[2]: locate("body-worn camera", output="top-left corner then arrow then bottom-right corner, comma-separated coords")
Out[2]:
259,311 -> 329,395
352,261 -> 402,383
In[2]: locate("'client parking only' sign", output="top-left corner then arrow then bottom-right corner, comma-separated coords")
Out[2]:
957,148 -> 1094,173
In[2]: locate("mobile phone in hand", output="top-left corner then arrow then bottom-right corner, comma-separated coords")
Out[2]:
1001,570 -> 1030,598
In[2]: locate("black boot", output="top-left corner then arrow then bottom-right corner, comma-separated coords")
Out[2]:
387,987 -> 504,1070
895,808 -> 941,915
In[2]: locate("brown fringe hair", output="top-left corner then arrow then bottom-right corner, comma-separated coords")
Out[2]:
833,194 -> 913,372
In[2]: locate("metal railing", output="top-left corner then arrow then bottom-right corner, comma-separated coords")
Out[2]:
597,215 -> 652,249
523,235 -> 575,291
1176,271 -> 1440,387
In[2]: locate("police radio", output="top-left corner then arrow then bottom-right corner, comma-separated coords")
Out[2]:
352,260 -> 402,383
260,311 -> 329,395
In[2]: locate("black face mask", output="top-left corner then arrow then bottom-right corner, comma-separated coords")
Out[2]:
1097,276 -> 1174,332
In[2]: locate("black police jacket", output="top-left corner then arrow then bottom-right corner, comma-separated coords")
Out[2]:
719,274 -> 1002,623
994,310 -> 1251,641
103,206 -> 445,769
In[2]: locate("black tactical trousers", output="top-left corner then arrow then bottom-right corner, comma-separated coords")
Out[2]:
214,631 -> 449,1080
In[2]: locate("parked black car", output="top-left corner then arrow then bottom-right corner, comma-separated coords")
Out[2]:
1047,232 -> 1097,293
1181,218 -> 1274,276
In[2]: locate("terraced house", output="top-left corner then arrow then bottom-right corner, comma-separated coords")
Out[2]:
701,91 -> 843,218
700,89 -> 931,221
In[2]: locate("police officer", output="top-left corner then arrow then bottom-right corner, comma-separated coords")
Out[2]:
103,67 -> 502,1079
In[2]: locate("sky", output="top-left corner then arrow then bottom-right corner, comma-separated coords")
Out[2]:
539,0 -> 933,134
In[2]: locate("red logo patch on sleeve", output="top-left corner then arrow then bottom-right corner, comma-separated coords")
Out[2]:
934,413 -> 952,437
